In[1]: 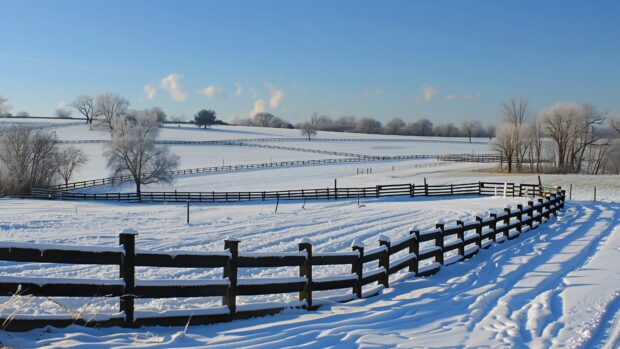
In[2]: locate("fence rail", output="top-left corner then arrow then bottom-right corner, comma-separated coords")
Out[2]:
39,153 -> 499,193
0,186 -> 565,330
34,181 -> 546,203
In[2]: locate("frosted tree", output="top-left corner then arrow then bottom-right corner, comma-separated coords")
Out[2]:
71,95 -> 100,130
299,122 -> 317,140
54,147 -> 88,186
96,92 -> 129,131
104,111 -> 179,198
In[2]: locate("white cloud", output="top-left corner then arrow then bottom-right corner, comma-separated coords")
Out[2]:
235,83 -> 243,97
196,85 -> 227,98
267,83 -> 285,109
143,84 -> 156,100
445,93 -> 480,102
56,100 -> 65,108
416,83 -> 437,102
160,73 -> 187,102
251,99 -> 265,115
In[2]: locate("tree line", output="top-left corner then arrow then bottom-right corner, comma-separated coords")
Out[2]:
492,98 -> 620,174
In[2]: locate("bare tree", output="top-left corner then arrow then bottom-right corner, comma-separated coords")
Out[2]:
355,117 -> 382,134
71,95 -> 100,130
16,111 -> 30,117
385,118 -> 406,135
492,123 -> 517,173
54,147 -> 88,185
409,118 -> 433,136
501,98 -> 531,172
253,112 -> 275,127
55,108 -> 72,119
461,120 -> 482,142
299,122 -> 317,140
486,125 -> 496,140
0,126 -> 60,194
0,95 -> 12,117
104,111 -> 179,198
96,92 -> 129,131
540,102 -> 603,172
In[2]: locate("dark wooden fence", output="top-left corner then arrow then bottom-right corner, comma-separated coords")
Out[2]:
0,188 -> 565,331
36,154 -> 499,194
33,182 -> 545,203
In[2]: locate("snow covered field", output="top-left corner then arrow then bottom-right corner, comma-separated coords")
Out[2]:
0,119 -> 619,348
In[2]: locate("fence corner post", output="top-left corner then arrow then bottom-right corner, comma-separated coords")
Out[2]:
352,240 -> 364,298
224,238 -> 239,319
378,235 -> 391,288
119,228 -> 138,328
298,239 -> 313,309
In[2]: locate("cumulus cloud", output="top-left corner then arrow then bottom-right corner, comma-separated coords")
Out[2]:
196,85 -> 227,98
415,83 -> 437,102
445,93 -> 480,102
235,83 -> 243,97
267,84 -> 285,109
143,84 -> 156,100
251,99 -> 265,115
160,73 -> 187,102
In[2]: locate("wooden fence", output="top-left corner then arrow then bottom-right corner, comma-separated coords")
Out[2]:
0,188 -> 565,330
33,182 -> 543,203
38,153 -> 497,193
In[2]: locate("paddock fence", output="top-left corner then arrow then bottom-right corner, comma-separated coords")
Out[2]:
33,181 -> 541,203
0,186 -> 565,331
36,153 -> 499,194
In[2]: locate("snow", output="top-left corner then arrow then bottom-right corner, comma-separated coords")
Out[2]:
0,121 -> 618,348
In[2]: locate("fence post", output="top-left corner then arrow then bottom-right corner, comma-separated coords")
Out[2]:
435,221 -> 445,264
455,220 -> 465,257
516,204 -> 523,233
527,201 -> 535,230
503,206 -> 511,238
489,213 -> 498,242
478,181 -> 482,195
424,178 -> 428,196
537,198 -> 544,224
378,235 -> 390,288
352,240 -> 364,299
298,240 -> 313,309
474,216 -> 483,247
223,238 -> 239,319
409,184 -> 414,198
119,228 -> 138,327
409,229 -> 419,273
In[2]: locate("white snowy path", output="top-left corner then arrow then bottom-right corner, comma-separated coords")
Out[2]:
1,201 -> 618,348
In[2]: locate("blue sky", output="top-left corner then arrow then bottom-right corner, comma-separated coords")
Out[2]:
1,0 -> 618,124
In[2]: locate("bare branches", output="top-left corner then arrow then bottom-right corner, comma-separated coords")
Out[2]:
299,122 -> 317,140
104,111 -> 179,197
71,95 -> 100,130
96,92 -> 129,131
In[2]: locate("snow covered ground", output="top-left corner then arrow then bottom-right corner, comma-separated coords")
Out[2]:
0,119 -> 619,348
0,199 -> 618,348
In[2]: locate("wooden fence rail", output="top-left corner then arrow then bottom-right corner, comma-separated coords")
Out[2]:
40,152 -> 500,193
33,182 -> 549,203
0,187 -> 565,331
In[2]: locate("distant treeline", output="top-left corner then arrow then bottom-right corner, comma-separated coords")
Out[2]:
232,113 -> 497,140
